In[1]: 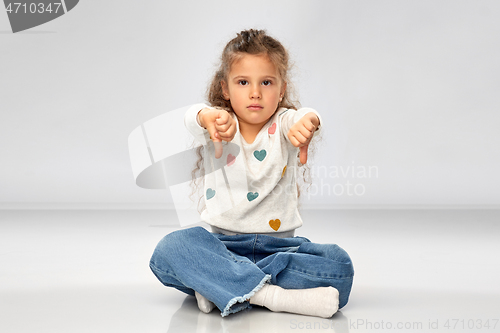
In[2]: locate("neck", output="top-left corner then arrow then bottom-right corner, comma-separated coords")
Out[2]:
239,124 -> 261,144
237,118 -> 268,144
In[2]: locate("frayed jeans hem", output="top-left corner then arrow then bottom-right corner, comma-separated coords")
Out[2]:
221,274 -> 271,317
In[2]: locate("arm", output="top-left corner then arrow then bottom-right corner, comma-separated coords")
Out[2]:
184,103 -> 211,145
279,108 -> 323,164
184,104 -> 237,158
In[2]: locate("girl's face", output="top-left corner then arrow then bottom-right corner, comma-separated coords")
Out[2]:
222,54 -> 286,131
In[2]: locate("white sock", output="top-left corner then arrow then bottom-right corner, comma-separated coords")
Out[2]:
195,291 -> 216,314
249,284 -> 339,318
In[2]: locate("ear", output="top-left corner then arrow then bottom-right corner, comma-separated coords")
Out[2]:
280,81 -> 287,98
221,81 -> 230,100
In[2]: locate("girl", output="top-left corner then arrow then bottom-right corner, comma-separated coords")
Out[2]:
149,29 -> 354,318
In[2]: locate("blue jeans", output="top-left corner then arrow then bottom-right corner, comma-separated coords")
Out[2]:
149,226 -> 354,317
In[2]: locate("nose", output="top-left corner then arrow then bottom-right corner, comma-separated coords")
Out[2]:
250,84 -> 261,99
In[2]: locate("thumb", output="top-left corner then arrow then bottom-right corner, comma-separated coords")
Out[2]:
206,123 -> 223,159
299,144 -> 308,164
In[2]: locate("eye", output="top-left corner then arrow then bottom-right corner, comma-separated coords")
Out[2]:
262,80 -> 272,86
238,80 -> 248,86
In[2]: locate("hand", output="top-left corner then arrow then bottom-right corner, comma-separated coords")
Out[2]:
287,112 -> 320,164
198,108 -> 237,159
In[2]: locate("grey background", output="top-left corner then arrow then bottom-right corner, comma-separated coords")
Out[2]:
1,0 -> 499,209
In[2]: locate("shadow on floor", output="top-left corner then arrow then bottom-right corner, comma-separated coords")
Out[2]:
167,295 -> 350,333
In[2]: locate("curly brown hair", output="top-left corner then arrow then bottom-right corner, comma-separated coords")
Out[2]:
189,29 -> 321,214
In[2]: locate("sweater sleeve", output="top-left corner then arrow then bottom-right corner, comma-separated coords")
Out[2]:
279,107 -> 323,145
184,103 -> 211,145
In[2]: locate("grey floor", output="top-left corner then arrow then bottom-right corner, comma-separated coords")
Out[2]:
1,209 -> 499,333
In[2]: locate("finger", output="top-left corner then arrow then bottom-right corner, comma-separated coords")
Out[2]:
298,124 -> 314,138
213,140 -> 223,159
293,130 -> 309,145
219,128 -> 236,138
215,122 -> 229,132
222,120 -> 237,141
302,120 -> 316,132
300,144 -> 308,164
230,121 -> 237,135
288,130 -> 301,147
226,125 -> 236,141
216,110 -> 229,124
206,123 -> 223,159
216,129 -> 230,140
215,112 -> 234,136
218,132 -> 233,141
211,131 -> 223,159
288,133 -> 299,147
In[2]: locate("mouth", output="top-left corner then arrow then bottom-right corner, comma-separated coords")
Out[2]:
247,104 -> 263,111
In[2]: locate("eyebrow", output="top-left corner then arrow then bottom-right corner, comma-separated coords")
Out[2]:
232,75 -> 278,81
